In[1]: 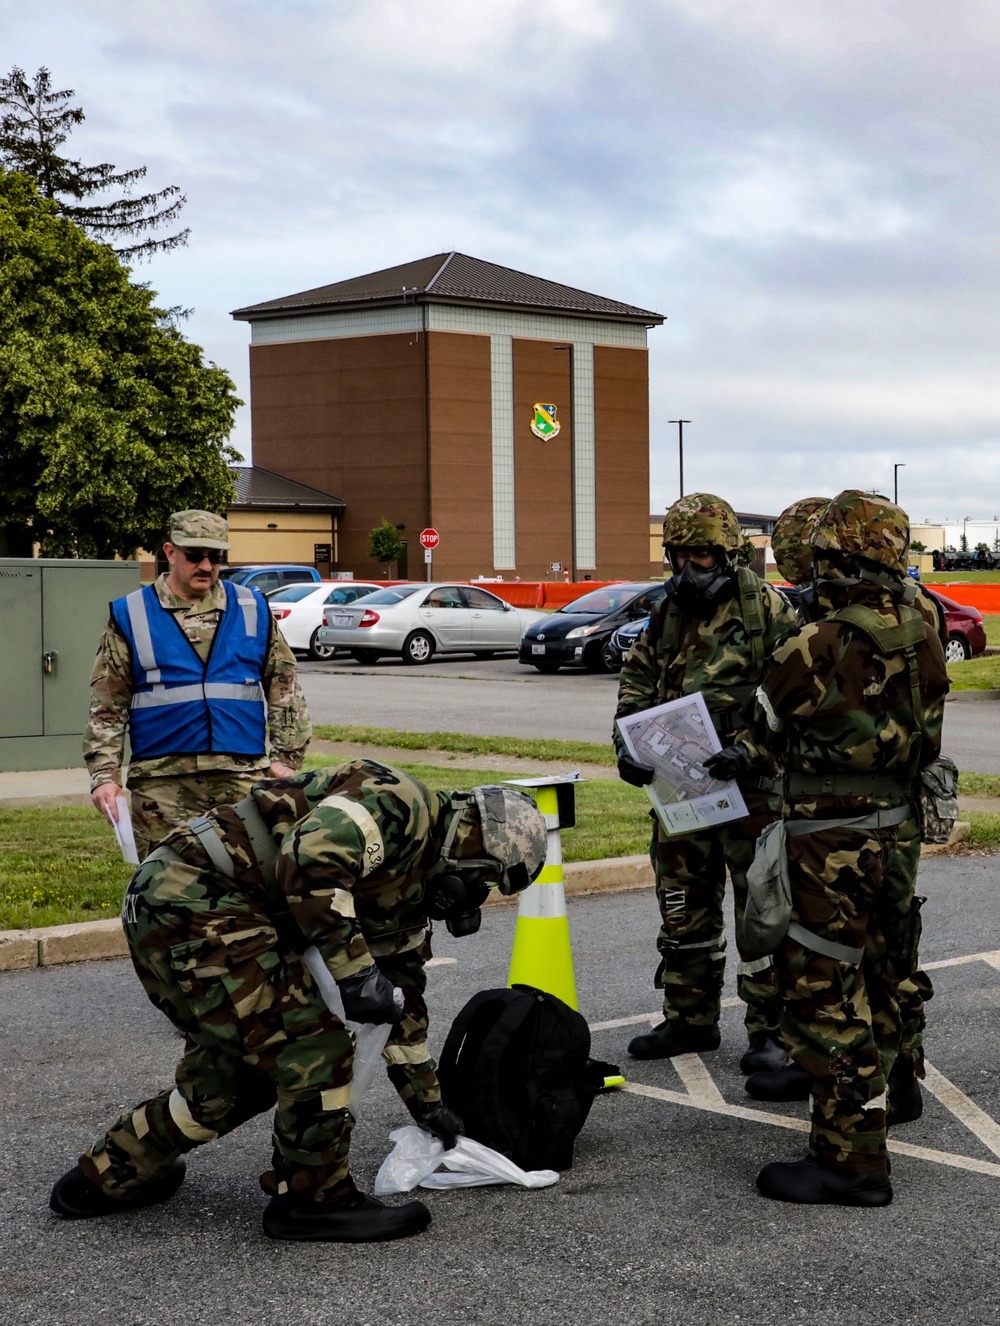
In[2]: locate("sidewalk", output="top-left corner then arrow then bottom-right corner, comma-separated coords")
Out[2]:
0,766 -> 91,808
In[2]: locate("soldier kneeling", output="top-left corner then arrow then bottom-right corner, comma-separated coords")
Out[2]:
49,760 -> 546,1242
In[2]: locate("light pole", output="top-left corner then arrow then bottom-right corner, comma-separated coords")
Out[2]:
669,420 -> 690,498
553,345 -> 577,582
963,515 -> 971,553
893,463 -> 905,505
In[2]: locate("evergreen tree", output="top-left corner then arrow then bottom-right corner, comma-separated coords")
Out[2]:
369,518 -> 405,570
0,66 -> 188,260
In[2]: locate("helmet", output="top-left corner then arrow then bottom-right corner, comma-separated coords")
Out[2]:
771,497 -> 828,584
812,489 -> 909,575
662,493 -> 742,565
436,785 -> 547,896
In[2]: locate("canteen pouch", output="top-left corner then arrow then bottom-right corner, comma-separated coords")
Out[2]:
741,819 -> 792,960
917,756 -> 959,845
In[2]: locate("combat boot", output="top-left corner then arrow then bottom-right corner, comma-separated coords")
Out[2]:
627,1020 -> 720,1060
50,1160 -> 186,1219
887,1058 -> 923,1127
745,1065 -> 811,1102
756,1154 -> 892,1207
739,1032 -> 790,1075
262,1191 -> 431,1242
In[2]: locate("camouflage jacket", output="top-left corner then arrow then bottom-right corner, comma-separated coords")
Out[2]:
794,580 -> 948,647
83,574 -> 312,791
163,760 -> 448,981
615,573 -> 799,749
749,583 -> 950,811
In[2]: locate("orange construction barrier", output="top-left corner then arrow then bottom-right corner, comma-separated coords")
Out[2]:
931,583 -> 1000,613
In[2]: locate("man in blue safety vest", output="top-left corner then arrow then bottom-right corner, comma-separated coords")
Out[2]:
84,510 -> 312,859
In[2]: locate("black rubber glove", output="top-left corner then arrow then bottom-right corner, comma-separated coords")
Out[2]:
617,751 -> 655,787
337,966 -> 399,1025
410,1100 -> 465,1150
703,744 -> 755,781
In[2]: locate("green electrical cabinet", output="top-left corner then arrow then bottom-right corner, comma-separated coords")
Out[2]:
0,558 -> 139,773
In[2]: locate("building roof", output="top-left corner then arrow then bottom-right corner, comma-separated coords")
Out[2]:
232,252 -> 665,326
229,466 -> 345,513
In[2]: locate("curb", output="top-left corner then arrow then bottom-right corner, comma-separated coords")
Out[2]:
947,689 -> 1000,703
0,827 -> 972,973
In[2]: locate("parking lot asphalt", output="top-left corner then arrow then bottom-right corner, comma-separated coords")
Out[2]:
297,655 -> 1000,772
4,855 -> 1000,1326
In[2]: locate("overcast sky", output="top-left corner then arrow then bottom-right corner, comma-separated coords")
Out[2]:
5,0 -> 999,523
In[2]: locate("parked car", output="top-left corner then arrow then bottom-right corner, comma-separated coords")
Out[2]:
267,581 -> 383,659
517,582 -> 667,673
604,615 -> 649,671
317,582 -> 545,664
778,583 -> 985,664
218,564 -> 320,594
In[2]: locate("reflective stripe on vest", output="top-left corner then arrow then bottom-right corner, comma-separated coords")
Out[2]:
132,682 -> 265,710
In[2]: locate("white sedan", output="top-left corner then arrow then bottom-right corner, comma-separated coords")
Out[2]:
316,582 -> 545,664
268,581 -> 383,659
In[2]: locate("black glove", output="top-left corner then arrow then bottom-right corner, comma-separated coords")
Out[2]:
703,744 -> 755,781
618,751 -> 655,787
337,966 -> 399,1025
410,1100 -> 465,1150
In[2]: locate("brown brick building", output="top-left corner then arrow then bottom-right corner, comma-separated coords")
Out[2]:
232,253 -> 664,581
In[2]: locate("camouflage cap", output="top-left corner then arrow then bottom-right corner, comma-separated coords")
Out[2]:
168,509 -> 231,551
443,786 -> 547,896
662,493 -> 741,553
812,489 -> 909,574
771,496 -> 829,584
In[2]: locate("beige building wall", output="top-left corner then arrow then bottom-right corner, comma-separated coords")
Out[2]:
226,509 -> 336,566
911,524 -> 947,550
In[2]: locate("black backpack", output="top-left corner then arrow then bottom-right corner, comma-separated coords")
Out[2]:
438,984 -> 608,1172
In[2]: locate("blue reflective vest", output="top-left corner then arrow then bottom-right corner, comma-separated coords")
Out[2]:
111,581 -> 271,761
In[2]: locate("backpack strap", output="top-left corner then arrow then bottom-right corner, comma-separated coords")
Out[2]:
830,603 -> 926,729
736,566 -> 766,678
474,990 -> 543,1158
438,987 -> 526,1082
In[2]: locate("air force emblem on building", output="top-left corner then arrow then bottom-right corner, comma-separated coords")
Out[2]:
530,403 -> 561,439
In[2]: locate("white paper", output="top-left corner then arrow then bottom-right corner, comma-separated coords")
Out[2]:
615,693 -> 748,836
107,795 -> 140,865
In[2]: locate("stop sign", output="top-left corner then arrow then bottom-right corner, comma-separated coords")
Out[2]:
419,528 -> 440,550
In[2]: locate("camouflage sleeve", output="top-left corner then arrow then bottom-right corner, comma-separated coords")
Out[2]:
263,623 -> 312,769
82,619 -> 134,790
613,598 -> 667,749
762,582 -> 801,650
275,804 -> 376,982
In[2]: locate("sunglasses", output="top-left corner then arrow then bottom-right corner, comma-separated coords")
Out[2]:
177,547 -> 225,565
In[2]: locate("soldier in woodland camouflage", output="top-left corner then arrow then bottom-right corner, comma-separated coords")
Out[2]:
744,491 -> 949,1206
50,760 -> 547,1242
615,494 -> 799,1070
771,496 -> 829,590
84,510 -> 312,860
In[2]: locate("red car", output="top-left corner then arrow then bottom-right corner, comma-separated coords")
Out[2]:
926,588 -> 986,663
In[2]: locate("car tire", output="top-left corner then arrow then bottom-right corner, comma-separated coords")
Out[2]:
402,631 -> 435,665
350,649 -> 381,664
532,661 -> 561,673
601,640 -> 622,672
582,641 -> 616,673
473,652 -> 495,660
946,633 -> 972,663
309,629 -> 338,661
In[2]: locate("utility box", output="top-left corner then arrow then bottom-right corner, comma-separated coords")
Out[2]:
0,558 -> 139,773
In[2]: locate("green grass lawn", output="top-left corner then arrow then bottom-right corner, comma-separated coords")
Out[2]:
922,571 -> 1000,584
947,654 -> 1000,690
313,724 -> 616,765
983,615 -> 1000,646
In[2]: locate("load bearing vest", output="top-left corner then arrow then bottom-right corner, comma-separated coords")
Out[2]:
111,580 -> 270,760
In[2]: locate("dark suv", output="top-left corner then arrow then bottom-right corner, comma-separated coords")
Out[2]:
518,582 -> 667,673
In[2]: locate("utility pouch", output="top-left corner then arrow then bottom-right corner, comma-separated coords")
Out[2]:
917,756 -> 959,844
741,819 -> 791,961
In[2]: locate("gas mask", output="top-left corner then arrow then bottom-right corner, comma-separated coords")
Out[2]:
424,868 -> 493,937
671,554 -> 734,610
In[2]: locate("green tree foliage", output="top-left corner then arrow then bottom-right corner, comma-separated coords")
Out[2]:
368,517 -> 405,566
0,172 -> 239,558
960,529 -> 969,552
737,536 -> 756,568
910,540 -> 926,552
0,66 -> 188,260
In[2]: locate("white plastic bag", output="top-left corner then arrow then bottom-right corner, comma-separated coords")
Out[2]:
374,1125 -> 559,1195
301,946 -> 403,1116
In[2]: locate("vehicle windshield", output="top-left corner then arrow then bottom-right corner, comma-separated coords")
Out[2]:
268,584 -> 320,603
556,585 -> 642,615
357,585 -> 422,606
217,567 -> 244,582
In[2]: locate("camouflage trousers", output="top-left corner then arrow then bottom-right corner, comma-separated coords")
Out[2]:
128,773 -> 258,862
652,790 -> 782,1036
777,812 -> 926,1173
81,853 -> 439,1204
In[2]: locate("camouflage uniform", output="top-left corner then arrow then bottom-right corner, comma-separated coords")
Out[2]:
81,760 -> 474,1205
616,495 -> 799,1035
83,573 -> 312,859
749,493 -> 949,1173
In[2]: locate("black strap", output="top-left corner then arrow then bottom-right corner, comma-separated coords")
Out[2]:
785,772 -> 910,798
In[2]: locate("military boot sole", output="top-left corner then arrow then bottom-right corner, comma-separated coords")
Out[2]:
263,1194 -> 431,1243
50,1159 -> 186,1220
627,1023 -> 721,1060
756,1157 -> 892,1207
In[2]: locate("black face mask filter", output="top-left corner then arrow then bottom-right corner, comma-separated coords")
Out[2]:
425,870 -> 493,938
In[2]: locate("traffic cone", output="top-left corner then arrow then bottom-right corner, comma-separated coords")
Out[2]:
507,782 -> 578,1010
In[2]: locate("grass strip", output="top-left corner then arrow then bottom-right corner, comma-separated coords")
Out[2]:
964,811 -> 1000,852
947,655 -> 1000,690
958,772 -> 1000,798
312,724 -> 616,765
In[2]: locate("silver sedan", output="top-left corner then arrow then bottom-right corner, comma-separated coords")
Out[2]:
316,582 -> 545,664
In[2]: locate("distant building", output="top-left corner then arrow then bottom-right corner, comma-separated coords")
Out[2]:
648,509 -> 778,575
232,252 -> 664,581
